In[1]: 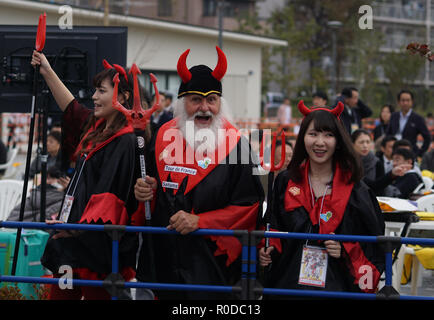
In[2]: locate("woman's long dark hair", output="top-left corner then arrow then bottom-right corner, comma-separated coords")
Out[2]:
287,110 -> 363,184
380,104 -> 394,124
76,68 -> 134,156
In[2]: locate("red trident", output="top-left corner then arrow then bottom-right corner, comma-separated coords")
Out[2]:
112,63 -> 160,130
259,130 -> 286,173
35,12 -> 46,52
260,130 -> 286,245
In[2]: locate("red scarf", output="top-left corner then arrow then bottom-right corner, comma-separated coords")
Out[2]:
155,117 -> 240,195
284,161 -> 354,234
73,119 -> 133,161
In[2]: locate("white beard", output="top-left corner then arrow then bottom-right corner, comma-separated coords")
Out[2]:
174,97 -> 233,154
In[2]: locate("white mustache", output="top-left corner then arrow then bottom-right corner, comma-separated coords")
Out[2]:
193,111 -> 213,118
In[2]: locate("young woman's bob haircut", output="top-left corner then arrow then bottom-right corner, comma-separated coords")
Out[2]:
287,109 -> 363,183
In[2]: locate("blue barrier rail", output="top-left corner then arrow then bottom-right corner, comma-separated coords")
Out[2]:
0,221 -> 433,300
254,230 -> 434,300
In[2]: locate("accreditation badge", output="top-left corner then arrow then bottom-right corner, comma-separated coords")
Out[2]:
59,195 -> 74,223
351,123 -> 359,133
298,245 -> 328,288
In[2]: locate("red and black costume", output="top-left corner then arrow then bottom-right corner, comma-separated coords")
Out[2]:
262,103 -> 385,297
41,99 -> 139,289
135,47 -> 264,299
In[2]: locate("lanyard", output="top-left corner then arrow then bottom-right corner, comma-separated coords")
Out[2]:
64,154 -> 87,198
306,173 -> 332,245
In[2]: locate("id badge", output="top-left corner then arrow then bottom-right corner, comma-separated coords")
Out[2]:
298,245 -> 328,288
351,123 -> 359,133
59,195 -> 74,223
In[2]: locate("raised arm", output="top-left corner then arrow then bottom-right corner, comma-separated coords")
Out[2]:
31,50 -> 74,112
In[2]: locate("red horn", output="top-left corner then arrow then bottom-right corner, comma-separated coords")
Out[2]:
177,49 -> 192,83
297,100 -> 311,116
211,46 -> 227,81
102,59 -> 113,69
331,101 -> 344,118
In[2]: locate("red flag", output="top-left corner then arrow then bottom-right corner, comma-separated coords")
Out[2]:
35,12 -> 46,52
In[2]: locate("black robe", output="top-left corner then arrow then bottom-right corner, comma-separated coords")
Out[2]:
136,118 -> 264,299
41,100 -> 139,280
263,164 -> 385,298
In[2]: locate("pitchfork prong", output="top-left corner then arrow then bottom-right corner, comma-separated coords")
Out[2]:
112,73 -> 129,118
259,131 -> 286,172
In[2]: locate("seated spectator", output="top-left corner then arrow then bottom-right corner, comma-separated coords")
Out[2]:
0,139 -> 7,176
393,138 -> 423,177
352,133 -> 412,196
421,148 -> 434,172
376,135 -> 397,174
7,166 -> 69,222
352,129 -> 379,181
384,148 -> 423,199
29,130 -> 61,179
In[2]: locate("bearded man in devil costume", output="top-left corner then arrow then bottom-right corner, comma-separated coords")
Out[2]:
134,47 -> 264,299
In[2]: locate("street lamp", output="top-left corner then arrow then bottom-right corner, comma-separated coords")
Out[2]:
327,21 -> 343,99
218,0 -> 225,49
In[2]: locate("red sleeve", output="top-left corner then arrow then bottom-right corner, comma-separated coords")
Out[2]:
130,189 -> 157,226
79,192 -> 129,225
342,242 -> 382,293
196,202 -> 259,266
257,225 -> 282,254
62,99 -> 92,162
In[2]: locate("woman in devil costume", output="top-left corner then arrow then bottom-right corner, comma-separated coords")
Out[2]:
259,101 -> 385,296
31,51 -> 139,300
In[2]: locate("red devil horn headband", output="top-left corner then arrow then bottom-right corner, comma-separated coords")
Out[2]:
177,46 -> 227,83
177,49 -> 192,84
297,100 -> 344,118
211,46 -> 227,81
102,59 -> 128,83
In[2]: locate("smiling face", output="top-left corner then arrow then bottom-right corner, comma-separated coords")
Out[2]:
92,78 -> 127,125
353,133 -> 372,157
304,121 -> 337,167
184,93 -> 221,128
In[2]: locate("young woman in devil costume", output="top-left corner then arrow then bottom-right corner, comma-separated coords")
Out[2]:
259,101 -> 385,296
31,51 -> 139,300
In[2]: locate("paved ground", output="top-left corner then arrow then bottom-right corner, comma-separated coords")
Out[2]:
399,269 -> 434,297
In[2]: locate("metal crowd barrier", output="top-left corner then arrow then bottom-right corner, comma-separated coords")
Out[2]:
0,221 -> 434,300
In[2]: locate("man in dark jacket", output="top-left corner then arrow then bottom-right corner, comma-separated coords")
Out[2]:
334,87 -> 372,135
386,90 -> 431,157
384,148 -> 423,199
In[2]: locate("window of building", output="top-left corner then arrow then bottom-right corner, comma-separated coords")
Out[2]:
158,0 -> 172,17
203,0 -> 218,16
203,0 -> 252,17
139,70 -> 180,103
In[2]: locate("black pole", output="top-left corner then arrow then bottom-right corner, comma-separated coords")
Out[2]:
218,0 -> 224,49
39,90 -> 49,222
11,65 -> 40,275
135,131 -> 156,282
